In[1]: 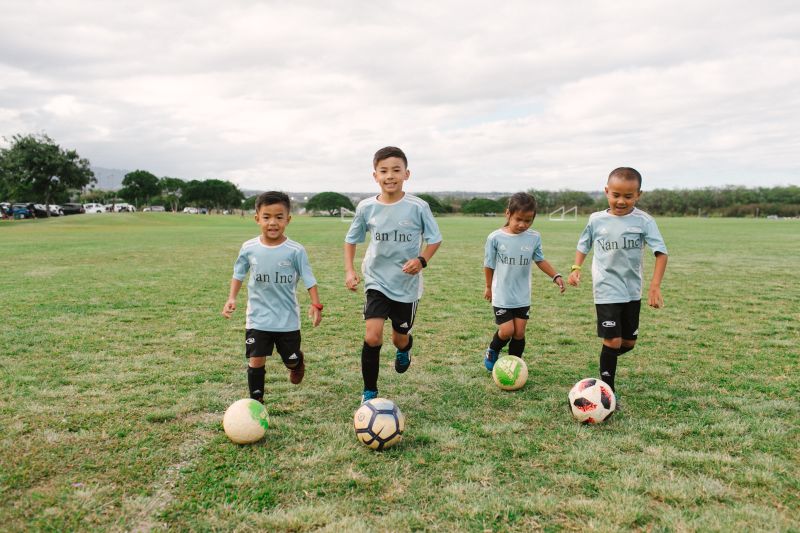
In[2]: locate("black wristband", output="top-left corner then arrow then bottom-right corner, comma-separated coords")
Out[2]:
417,256 -> 427,268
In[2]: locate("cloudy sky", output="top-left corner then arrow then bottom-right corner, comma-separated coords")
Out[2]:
1,1 -> 798,192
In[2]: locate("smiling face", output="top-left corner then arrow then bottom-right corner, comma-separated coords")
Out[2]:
505,209 -> 535,234
373,156 -> 410,199
254,202 -> 290,245
605,176 -> 641,216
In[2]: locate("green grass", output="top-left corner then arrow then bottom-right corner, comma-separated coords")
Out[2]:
1,213 -> 798,531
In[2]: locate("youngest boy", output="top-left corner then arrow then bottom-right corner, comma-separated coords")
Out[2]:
568,168 -> 668,395
222,191 -> 322,403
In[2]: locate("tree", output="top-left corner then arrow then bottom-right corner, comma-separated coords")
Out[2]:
461,197 -> 505,215
0,133 -> 95,215
181,179 -> 244,211
306,192 -> 355,216
417,193 -> 452,214
119,170 -> 161,208
159,176 -> 186,212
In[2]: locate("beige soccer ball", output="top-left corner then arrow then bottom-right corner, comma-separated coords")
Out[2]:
223,398 -> 269,444
568,378 -> 616,423
492,355 -> 528,391
353,398 -> 405,450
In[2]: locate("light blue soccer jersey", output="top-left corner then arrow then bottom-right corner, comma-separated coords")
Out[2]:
345,194 -> 443,303
576,208 -> 668,304
232,237 -> 317,332
484,229 -> 545,308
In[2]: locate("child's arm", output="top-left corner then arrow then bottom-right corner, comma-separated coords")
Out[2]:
402,242 -> 441,275
344,242 -> 360,291
535,260 -> 566,293
307,285 -> 323,326
222,278 -> 243,318
484,267 -> 494,300
567,251 -> 587,286
648,252 -> 668,308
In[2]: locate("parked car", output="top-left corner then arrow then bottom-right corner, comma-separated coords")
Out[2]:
61,203 -> 86,215
83,203 -> 107,214
142,205 -> 165,212
11,203 -> 33,219
33,204 -> 63,217
183,207 -> 199,214
112,203 -> 135,212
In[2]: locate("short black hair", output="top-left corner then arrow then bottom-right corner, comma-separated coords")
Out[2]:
608,167 -> 642,189
373,146 -> 408,169
255,191 -> 291,212
507,192 -> 537,215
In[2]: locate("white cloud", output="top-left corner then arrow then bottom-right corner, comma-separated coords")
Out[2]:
1,0 -> 798,192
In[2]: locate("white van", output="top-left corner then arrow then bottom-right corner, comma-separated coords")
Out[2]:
84,203 -> 107,213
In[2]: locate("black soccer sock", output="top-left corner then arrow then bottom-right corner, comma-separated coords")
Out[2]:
397,334 -> 413,353
361,342 -> 382,391
508,337 -> 526,357
247,365 -> 266,401
618,344 -> 634,355
489,331 -> 511,353
599,345 -> 621,391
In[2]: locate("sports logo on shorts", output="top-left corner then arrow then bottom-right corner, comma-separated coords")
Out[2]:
287,353 -> 298,360
632,328 -> 639,336
602,320 -> 616,328
398,322 -> 409,329
246,337 -> 255,344
495,309 -> 507,316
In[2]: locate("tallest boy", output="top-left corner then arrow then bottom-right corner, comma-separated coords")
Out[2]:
344,146 -> 443,403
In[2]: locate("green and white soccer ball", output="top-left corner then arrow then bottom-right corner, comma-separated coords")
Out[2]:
492,355 -> 528,390
353,398 -> 405,450
223,398 -> 269,444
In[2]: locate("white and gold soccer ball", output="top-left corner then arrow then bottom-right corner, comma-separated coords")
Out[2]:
568,378 -> 616,423
492,355 -> 528,391
353,398 -> 405,450
223,398 -> 269,444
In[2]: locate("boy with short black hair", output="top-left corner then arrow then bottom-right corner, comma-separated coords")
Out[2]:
344,146 -> 442,403
567,167 -> 668,395
222,191 -> 322,403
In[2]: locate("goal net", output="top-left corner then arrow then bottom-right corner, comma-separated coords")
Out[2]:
548,205 -> 577,221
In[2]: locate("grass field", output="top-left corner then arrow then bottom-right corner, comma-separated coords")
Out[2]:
1,213 -> 798,532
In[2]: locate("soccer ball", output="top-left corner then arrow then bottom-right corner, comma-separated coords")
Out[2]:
568,378 -> 616,423
223,398 -> 269,444
492,355 -> 528,390
353,398 -> 405,450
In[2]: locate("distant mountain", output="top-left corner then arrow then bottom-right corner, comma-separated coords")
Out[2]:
91,167 -> 129,190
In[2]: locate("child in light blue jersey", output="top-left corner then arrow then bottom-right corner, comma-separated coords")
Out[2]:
568,168 -> 668,394
483,192 -> 566,370
222,191 -> 323,403
344,146 -> 442,403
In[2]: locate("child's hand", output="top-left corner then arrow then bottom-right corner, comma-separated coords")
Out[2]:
567,270 -> 581,286
648,285 -> 664,308
308,305 -> 322,326
401,257 -> 423,275
221,299 -> 236,318
484,287 -> 492,301
554,275 -> 566,293
345,270 -> 360,291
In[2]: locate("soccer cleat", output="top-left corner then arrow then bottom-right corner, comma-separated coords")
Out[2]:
289,360 -> 305,385
395,348 -> 411,373
361,389 -> 378,404
484,348 -> 498,371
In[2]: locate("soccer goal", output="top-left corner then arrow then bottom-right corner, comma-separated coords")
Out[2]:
340,207 -> 356,222
549,205 -> 577,221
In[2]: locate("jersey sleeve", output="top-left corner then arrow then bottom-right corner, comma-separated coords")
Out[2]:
484,234 -> 497,269
576,220 -> 594,254
344,205 -> 367,244
294,246 -> 318,289
420,204 -> 443,244
533,238 -> 545,262
232,246 -> 249,281
644,218 -> 668,255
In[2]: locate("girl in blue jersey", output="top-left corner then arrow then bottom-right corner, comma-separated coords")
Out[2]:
483,192 -> 565,370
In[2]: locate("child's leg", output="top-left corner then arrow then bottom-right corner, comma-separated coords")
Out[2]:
276,331 -> 304,385
389,299 -> 417,374
247,356 -> 267,402
508,317 -> 527,357
245,329 -> 272,403
362,318 -> 385,392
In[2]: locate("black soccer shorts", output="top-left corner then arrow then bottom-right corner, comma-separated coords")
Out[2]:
363,289 -> 417,335
492,306 -> 531,325
245,329 -> 302,367
595,300 -> 641,340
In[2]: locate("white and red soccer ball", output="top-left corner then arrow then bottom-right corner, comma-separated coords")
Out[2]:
568,378 -> 616,423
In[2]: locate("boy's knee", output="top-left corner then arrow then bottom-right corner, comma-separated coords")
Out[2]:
603,338 -> 623,350
619,340 -> 635,354
248,357 -> 266,368
364,334 -> 382,347
498,323 -> 514,339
